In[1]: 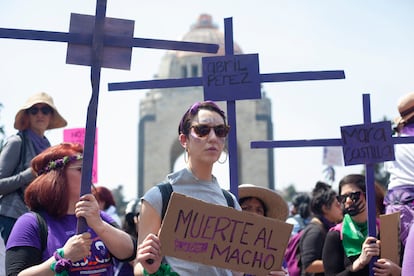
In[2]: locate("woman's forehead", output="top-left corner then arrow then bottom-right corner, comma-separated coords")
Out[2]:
341,183 -> 362,193
194,109 -> 224,123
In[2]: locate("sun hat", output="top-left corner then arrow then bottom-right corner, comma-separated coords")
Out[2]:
14,92 -> 67,130
394,92 -> 414,127
238,183 -> 289,221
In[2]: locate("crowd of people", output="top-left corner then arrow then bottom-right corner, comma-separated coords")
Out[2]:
1,92 -> 414,276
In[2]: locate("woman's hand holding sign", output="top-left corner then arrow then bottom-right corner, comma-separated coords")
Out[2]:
137,233 -> 162,274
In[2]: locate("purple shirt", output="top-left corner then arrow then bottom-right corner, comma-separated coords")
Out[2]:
7,211 -> 116,275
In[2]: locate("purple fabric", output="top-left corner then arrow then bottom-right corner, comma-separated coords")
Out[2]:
25,129 -> 51,154
402,223 -> 414,275
400,123 -> 414,136
384,185 -> 414,246
7,211 -> 116,275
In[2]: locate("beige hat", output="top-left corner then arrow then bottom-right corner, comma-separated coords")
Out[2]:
238,184 -> 289,221
394,92 -> 414,126
14,92 -> 67,131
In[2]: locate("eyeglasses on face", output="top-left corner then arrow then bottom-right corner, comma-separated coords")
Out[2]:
191,124 -> 230,138
27,106 -> 53,116
337,191 -> 364,204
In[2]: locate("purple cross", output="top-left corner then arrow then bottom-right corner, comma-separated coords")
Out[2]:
108,17 -> 345,198
0,0 -> 220,233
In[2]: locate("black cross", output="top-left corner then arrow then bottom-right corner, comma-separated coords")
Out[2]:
0,0 -> 220,232
108,17 -> 345,198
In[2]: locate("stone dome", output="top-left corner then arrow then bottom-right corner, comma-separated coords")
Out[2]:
155,14 -> 244,79
177,13 -> 243,57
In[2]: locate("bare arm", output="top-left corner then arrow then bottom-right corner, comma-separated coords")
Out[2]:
134,200 -> 162,275
76,194 -> 135,260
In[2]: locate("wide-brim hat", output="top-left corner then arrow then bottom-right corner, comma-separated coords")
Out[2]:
394,92 -> 414,126
14,92 -> 67,131
238,183 -> 289,221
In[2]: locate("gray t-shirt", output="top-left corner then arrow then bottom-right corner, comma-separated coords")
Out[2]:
143,168 -> 241,276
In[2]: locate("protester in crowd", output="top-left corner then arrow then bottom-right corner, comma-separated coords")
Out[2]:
322,174 -> 401,276
384,91 -> 414,247
114,199 -> 141,276
136,101 -> 243,275
238,183 -> 289,221
123,198 -> 141,238
286,192 -> 312,236
5,142 -> 136,275
93,185 -> 122,227
299,181 -> 343,276
238,183 -> 289,276
0,92 -> 67,246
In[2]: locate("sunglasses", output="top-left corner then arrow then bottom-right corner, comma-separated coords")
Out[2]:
27,106 -> 53,116
191,124 -> 230,138
337,191 -> 364,204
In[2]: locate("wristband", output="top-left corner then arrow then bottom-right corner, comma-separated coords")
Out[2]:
50,248 -> 71,276
143,263 -> 180,276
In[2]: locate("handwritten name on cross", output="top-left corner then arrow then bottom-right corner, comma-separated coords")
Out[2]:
251,93 -> 414,275
0,0 -> 220,232
108,17 -> 345,198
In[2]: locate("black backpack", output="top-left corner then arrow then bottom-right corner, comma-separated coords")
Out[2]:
156,182 -> 235,220
33,211 -> 48,252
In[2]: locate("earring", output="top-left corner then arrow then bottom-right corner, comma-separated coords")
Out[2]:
218,150 -> 228,164
184,148 -> 189,163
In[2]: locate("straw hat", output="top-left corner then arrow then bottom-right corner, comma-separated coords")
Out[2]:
394,92 -> 414,126
238,184 -> 289,221
14,92 -> 67,130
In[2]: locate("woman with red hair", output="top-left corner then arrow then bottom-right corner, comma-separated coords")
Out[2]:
5,142 -> 135,275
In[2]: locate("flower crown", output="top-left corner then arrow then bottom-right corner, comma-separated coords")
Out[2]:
38,154 -> 83,175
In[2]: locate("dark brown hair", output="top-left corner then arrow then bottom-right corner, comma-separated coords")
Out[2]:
338,174 -> 366,195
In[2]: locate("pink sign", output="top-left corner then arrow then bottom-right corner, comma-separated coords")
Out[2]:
63,128 -> 98,183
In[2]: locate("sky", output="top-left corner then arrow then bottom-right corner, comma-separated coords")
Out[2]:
1,0 -> 414,200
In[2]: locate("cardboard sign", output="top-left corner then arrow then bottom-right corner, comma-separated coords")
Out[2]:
159,193 -> 292,275
202,54 -> 261,101
380,212 -> 400,265
63,128 -> 98,183
340,121 -> 395,165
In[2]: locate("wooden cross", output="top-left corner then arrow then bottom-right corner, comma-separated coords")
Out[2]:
0,0 -> 220,232
108,17 -> 345,198
252,93 -> 414,275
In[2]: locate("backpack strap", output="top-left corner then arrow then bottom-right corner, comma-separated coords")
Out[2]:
32,211 -> 48,252
221,189 -> 235,208
156,183 -> 235,220
156,182 -> 173,220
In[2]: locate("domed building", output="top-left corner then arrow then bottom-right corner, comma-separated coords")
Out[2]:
138,14 -> 274,196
